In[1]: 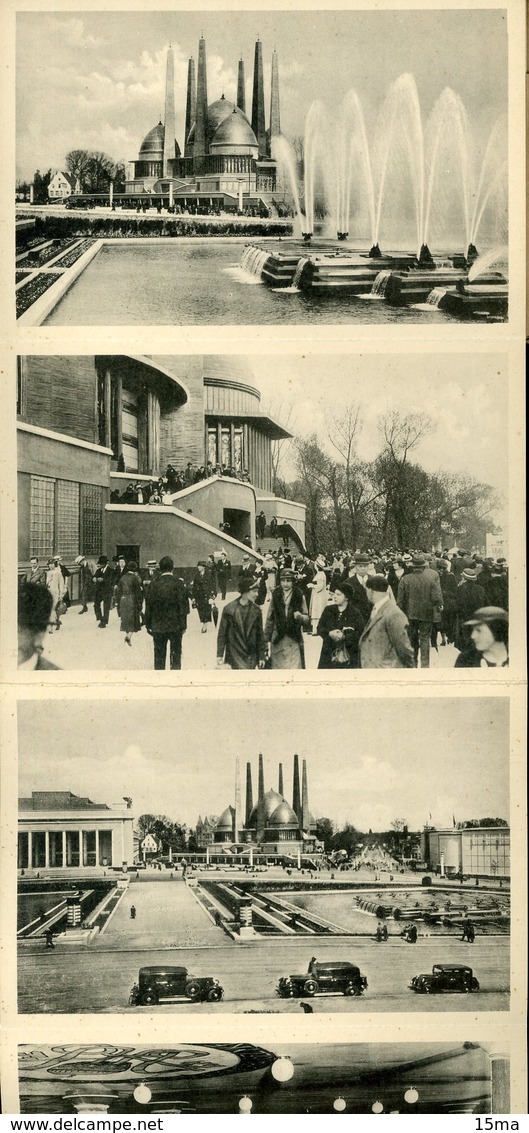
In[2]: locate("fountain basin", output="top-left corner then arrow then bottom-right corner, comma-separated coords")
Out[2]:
428,272 -> 508,318
241,243 -> 417,291
372,268 -> 465,306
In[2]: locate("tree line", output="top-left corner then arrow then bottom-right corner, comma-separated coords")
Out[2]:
20,150 -> 127,203
271,405 -> 500,554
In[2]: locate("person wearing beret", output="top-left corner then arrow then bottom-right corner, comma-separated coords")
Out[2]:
216,577 -> 266,669
455,607 -> 508,668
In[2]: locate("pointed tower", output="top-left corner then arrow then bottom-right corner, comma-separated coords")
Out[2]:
278,762 -> 284,797
184,57 -> 196,158
194,36 -> 209,173
256,753 -> 266,843
251,39 -> 266,157
245,761 -> 253,826
292,753 -> 301,822
163,45 -> 176,177
237,57 -> 246,113
269,48 -> 281,153
301,758 -> 310,833
234,757 -> 241,842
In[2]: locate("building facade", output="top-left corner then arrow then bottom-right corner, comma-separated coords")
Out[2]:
48,171 -> 81,200
17,355 -> 305,582
18,791 -> 134,871
421,825 -> 510,879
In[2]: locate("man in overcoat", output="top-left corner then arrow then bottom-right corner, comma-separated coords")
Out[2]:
216,578 -> 265,669
144,555 -> 189,669
359,575 -> 414,668
93,555 -> 115,628
397,554 -> 443,667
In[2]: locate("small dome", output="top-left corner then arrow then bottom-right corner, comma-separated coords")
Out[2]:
139,122 -> 165,158
268,800 -> 299,827
216,805 -> 234,831
211,108 -> 259,149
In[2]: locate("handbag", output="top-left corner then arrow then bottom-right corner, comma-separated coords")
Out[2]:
211,602 -> 219,627
331,643 -> 350,666
56,600 -> 67,616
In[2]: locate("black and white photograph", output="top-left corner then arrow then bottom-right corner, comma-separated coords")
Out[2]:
17,352 -> 509,672
16,1042 -> 510,1114
15,9 -> 508,325
17,696 -> 510,1015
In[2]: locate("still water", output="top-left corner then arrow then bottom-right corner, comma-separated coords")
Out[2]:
276,889 -> 509,936
43,240 -> 455,326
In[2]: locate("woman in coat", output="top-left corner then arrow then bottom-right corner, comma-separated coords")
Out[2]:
115,561 -> 143,646
191,561 -> 217,632
317,582 -> 366,669
264,568 -> 311,668
308,555 -> 329,634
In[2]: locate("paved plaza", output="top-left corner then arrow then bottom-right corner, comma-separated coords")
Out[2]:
39,598 -> 459,671
18,872 -> 508,1014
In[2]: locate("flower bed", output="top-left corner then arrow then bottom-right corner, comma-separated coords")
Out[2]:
18,238 -> 78,269
31,214 -> 292,241
16,272 -> 61,318
52,238 -> 95,268
16,270 -> 32,283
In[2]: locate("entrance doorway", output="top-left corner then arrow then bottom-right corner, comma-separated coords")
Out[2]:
222,509 -> 251,543
115,544 -> 140,563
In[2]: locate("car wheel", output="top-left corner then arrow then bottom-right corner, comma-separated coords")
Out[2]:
303,978 -> 318,996
185,981 -> 201,1001
344,983 -> 357,996
472,980 -> 480,991
140,990 -> 158,1006
207,987 -> 222,1003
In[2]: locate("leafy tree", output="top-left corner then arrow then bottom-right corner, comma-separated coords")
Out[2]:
331,821 -> 359,855
315,817 -> 335,851
32,169 -> 53,204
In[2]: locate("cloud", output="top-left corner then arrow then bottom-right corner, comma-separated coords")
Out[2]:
49,17 -> 99,49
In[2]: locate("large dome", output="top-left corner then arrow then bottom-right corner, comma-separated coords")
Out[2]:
247,789 -> 284,828
139,122 -> 165,159
216,805 -> 235,831
187,97 -> 258,149
268,800 -> 299,827
210,108 -> 259,149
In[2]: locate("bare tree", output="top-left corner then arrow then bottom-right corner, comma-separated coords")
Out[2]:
326,404 -> 384,547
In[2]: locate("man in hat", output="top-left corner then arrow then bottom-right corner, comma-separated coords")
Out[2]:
216,577 -> 266,669
339,553 -> 374,623
264,567 -> 311,668
93,556 -> 114,628
144,556 -> 189,669
397,554 -> 443,667
359,575 -> 415,668
454,568 -> 486,651
18,583 -> 61,669
238,553 -> 257,586
455,607 -> 508,668
216,549 -> 232,600
75,555 -> 94,613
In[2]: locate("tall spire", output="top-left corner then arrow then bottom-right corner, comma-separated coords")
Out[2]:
163,45 -> 176,177
278,762 -> 284,797
194,35 -> 209,172
251,39 -> 266,157
256,753 -> 266,843
301,758 -> 309,832
292,753 -> 301,821
245,761 -> 253,825
184,56 -> 196,158
269,48 -> 281,155
237,57 -> 246,113
234,757 -> 241,842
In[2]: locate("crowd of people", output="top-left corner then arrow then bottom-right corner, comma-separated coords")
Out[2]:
109,462 -> 252,505
18,544 -> 509,671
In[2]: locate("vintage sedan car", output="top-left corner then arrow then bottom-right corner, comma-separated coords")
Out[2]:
409,964 -> 480,994
277,958 -> 368,998
129,965 -> 224,1006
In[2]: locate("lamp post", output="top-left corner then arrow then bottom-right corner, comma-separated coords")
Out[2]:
239,1096 -> 253,1113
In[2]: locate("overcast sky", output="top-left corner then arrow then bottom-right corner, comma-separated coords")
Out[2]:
16,10 -> 507,181
250,352 -> 507,509
18,697 -> 509,832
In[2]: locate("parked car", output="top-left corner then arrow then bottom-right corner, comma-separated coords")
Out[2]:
129,965 -> 224,1006
277,958 -> 368,999
409,964 -> 480,994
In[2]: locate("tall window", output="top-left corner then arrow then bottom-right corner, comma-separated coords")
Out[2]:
30,476 -> 55,558
56,480 -> 80,558
80,484 -> 103,556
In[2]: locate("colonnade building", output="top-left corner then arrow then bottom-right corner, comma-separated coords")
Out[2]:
18,791 -> 134,872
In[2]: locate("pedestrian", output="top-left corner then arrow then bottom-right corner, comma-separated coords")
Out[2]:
359,575 -> 415,668
115,561 -> 143,647
46,557 -> 67,632
20,556 -> 47,589
144,556 -> 189,669
264,567 -> 311,668
191,561 -> 217,632
74,555 -> 95,614
454,568 -> 486,652
455,607 -> 508,668
308,555 -> 329,634
216,550 -> 231,600
44,928 -> 55,949
216,578 -> 266,669
130,905 -> 136,920
436,558 -> 458,645
18,583 -> 61,669
93,555 -> 114,628
397,554 -> 443,668
317,582 -> 365,668
339,554 -> 373,623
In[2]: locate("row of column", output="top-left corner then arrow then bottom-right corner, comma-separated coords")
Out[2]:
24,829 -> 106,868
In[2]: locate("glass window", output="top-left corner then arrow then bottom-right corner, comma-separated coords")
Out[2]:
208,427 -> 217,466
30,476 -> 55,559
233,428 -> 243,471
80,484 -> 103,556
56,480 -> 80,558
221,428 -> 230,467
